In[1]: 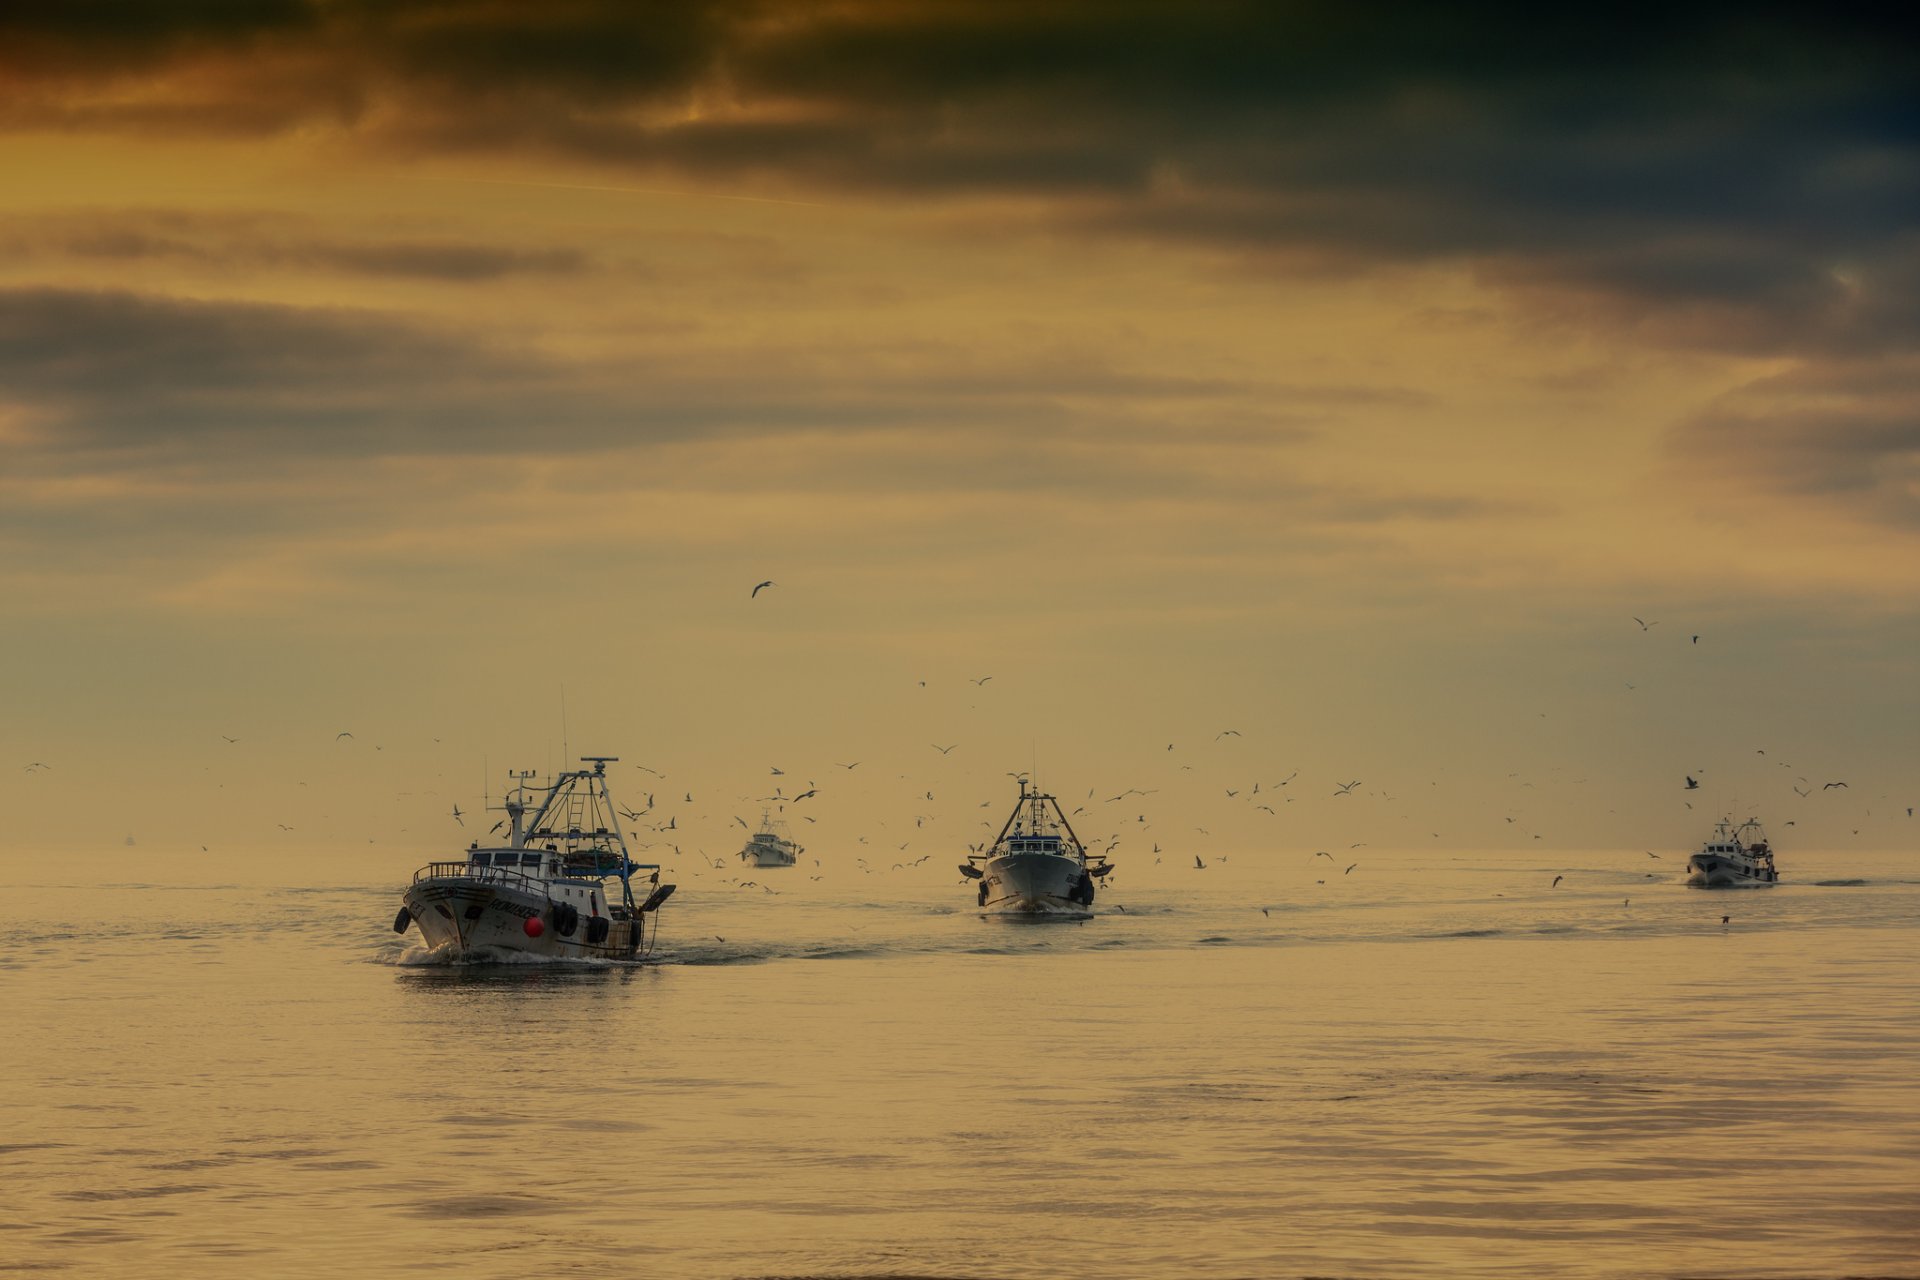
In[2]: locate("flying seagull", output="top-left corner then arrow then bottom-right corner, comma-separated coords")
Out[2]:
970,676 -> 993,686
1194,855 -> 1206,869
933,744 -> 957,755
1216,730 -> 1241,740
335,732 -> 353,740
1551,875 -> 1563,887
1823,781 -> 1849,789
751,580 -> 776,598
836,761 -> 860,770
451,805 -> 464,826
1633,617 -> 1658,630
1685,776 -> 1699,790
1345,863 -> 1359,875
1334,780 -> 1361,796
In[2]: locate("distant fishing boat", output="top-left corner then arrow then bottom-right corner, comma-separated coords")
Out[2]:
739,809 -> 802,868
1686,817 -> 1779,887
394,757 -> 676,960
960,780 -> 1112,918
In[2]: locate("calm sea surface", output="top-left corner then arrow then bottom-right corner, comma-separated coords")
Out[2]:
3,846 -> 1916,1278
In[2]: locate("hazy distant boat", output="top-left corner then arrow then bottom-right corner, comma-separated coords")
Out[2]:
394,757 -> 676,960
1686,817 -> 1779,887
739,809 -> 802,868
960,780 -> 1112,918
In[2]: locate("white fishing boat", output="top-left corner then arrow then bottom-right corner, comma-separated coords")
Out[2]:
960,780 -> 1112,918
1685,817 -> 1780,887
394,757 -> 676,960
739,809 -> 802,868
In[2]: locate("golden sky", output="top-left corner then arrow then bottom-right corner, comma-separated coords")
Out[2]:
2,3 -> 1914,859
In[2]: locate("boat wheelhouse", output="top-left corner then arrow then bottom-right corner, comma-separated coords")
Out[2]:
394,757 -> 676,960
960,779 -> 1113,917
1685,817 -> 1779,888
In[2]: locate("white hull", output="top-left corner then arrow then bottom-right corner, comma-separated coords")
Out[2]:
404,876 -> 649,961
1686,854 -> 1777,888
740,847 -> 797,868
978,852 -> 1095,918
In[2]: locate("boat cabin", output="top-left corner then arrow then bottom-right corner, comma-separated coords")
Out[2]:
1005,835 -> 1066,855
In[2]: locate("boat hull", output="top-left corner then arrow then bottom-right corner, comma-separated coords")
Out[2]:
1686,854 -> 1778,888
403,876 -> 649,961
740,848 -> 797,868
977,852 -> 1095,918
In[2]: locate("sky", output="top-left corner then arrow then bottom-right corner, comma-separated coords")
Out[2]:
2,2 -> 1915,864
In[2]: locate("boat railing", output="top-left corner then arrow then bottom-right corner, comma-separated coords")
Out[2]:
412,862 -> 550,893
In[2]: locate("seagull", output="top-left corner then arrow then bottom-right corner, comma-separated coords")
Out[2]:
970,676 -> 993,686
1720,915 -> 1730,925
1646,851 -> 1660,859
733,816 -> 748,828
23,762 -> 51,772
1314,851 -> 1333,860
1685,776 -> 1699,790
836,762 -> 860,770
1261,907 -> 1270,917
489,820 -> 504,835
932,744 -> 957,755
221,735 -> 239,743
335,732 -> 353,740
1551,875 -> 1563,888
770,766 -> 784,775
1344,863 -> 1358,875
1334,780 -> 1361,796
450,805 -> 464,826
1194,855 -> 1206,869
751,580 -> 775,598
1692,635 -> 1700,644
1216,730 -> 1241,740
1633,617 -> 1658,631
1823,781 -> 1849,789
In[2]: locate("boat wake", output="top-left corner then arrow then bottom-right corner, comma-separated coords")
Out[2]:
387,943 -> 621,969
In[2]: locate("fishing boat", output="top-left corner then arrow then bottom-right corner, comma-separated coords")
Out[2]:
393,757 -> 676,960
959,779 -> 1113,917
1685,817 -> 1780,887
739,809 -> 802,868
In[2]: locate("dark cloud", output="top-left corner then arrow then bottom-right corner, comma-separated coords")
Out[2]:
4,3 -> 1914,354
2,212 -> 589,280
0,286 -> 1283,466
1672,356 -> 1920,525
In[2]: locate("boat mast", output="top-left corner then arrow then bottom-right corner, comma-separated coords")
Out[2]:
989,777 -> 1032,849
501,768 -> 538,848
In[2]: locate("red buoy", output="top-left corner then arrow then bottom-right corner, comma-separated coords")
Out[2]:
523,916 -> 545,938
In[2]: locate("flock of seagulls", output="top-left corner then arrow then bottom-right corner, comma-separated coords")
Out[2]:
19,607 -> 1901,924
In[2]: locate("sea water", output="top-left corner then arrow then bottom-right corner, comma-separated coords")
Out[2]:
2,847 -> 1915,1278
